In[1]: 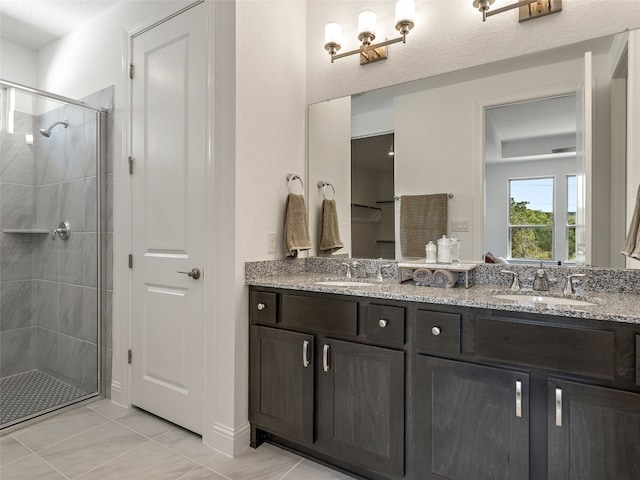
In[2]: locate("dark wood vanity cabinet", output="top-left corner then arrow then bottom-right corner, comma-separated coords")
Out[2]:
249,286 -> 640,480
249,326 -> 314,444
415,356 -> 530,480
547,379 -> 640,480
317,338 -> 405,478
249,288 -> 406,480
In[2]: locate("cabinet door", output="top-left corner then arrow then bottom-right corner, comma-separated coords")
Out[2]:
317,338 -> 405,479
249,326 -> 314,444
548,379 -> 640,480
416,356 -> 529,480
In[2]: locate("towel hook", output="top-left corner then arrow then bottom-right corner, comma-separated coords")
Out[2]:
317,180 -> 336,200
286,173 -> 304,194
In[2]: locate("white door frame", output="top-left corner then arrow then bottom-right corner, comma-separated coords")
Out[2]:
472,81 -> 581,262
114,0 -> 216,436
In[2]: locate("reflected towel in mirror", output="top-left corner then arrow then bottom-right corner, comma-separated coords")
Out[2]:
319,199 -> 344,253
283,193 -> 312,257
400,194 -> 448,257
621,184 -> 640,259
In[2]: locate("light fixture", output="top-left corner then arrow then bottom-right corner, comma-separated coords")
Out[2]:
473,0 -> 561,22
324,0 -> 415,65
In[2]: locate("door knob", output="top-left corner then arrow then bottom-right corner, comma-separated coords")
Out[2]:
177,268 -> 201,280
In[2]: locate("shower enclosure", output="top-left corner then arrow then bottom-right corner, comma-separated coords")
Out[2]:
0,80 -> 106,429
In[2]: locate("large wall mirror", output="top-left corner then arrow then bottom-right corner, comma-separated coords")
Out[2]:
309,29 -> 640,268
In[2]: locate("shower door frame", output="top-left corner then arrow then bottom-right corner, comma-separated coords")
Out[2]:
0,79 -> 106,429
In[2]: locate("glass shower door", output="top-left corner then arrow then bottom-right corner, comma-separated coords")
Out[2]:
0,82 -> 103,429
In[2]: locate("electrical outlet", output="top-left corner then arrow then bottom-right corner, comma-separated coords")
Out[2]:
452,219 -> 470,232
267,232 -> 277,253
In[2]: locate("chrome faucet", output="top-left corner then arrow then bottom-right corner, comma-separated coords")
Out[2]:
500,270 -> 520,291
341,262 -> 352,279
350,261 -> 366,278
533,263 -> 550,291
342,261 -> 366,279
376,264 -> 392,282
563,273 -> 586,295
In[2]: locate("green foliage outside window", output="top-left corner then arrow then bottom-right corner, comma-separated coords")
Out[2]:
509,198 -> 553,260
567,212 -> 576,260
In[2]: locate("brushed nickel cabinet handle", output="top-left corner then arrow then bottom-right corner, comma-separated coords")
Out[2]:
379,319 -> 388,328
303,340 -> 310,368
323,344 -> 330,372
515,380 -> 522,418
257,303 -> 266,311
432,326 -> 441,336
555,387 -> 562,426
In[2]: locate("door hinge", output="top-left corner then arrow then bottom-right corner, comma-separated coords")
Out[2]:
128,156 -> 134,175
129,63 -> 134,79
128,254 -> 133,269
128,349 -> 132,364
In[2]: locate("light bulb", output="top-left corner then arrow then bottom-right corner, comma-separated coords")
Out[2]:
395,0 -> 415,24
358,9 -> 376,36
324,22 -> 342,46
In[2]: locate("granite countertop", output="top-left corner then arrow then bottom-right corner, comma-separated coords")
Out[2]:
247,273 -> 640,325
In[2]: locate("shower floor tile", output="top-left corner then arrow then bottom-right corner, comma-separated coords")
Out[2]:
0,370 -> 87,427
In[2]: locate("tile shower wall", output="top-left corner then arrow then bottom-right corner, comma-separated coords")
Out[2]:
34,101 -> 97,393
0,86 -> 113,397
0,111 -> 37,377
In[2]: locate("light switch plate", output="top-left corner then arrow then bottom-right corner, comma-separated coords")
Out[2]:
452,220 -> 470,232
267,232 -> 276,253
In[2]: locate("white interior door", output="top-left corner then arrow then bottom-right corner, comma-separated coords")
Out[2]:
575,51 -> 593,266
130,2 -> 206,434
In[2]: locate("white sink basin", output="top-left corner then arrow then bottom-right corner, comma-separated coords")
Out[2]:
493,294 -> 596,307
314,281 -> 375,287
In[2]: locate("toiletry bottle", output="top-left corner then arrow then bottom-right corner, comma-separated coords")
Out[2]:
450,236 -> 460,263
425,241 -> 437,263
437,235 -> 452,264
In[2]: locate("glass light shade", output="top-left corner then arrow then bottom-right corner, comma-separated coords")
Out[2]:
358,8 -> 377,35
324,22 -> 342,46
395,0 -> 415,23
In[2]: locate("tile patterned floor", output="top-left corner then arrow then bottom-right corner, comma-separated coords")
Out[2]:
0,370 -> 87,427
0,400 -> 355,480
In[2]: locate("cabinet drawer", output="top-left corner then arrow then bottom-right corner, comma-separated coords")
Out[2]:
364,304 -> 405,346
250,291 -> 278,325
416,310 -> 461,354
476,317 -> 615,380
282,294 -> 358,336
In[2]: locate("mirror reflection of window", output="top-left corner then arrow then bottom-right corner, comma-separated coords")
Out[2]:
509,177 -> 554,260
567,175 -> 577,261
485,94 -> 577,263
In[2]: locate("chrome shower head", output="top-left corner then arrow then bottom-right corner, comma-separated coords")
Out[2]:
39,120 -> 69,137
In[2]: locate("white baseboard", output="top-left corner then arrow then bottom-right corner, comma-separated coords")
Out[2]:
109,380 -> 125,406
204,421 -> 251,457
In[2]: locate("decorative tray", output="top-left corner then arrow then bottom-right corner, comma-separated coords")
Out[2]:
397,261 -> 479,288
